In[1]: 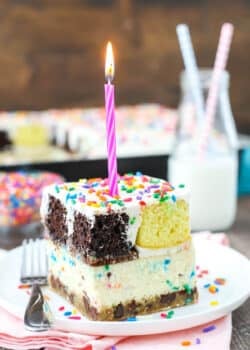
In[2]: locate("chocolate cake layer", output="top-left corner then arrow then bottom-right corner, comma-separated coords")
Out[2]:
45,195 -> 68,243
49,274 -> 198,321
45,195 -> 136,265
73,211 -> 131,258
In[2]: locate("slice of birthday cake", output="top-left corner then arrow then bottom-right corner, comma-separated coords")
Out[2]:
41,173 -> 197,321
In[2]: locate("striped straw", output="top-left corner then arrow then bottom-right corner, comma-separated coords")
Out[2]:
199,23 -> 234,156
176,24 -> 205,126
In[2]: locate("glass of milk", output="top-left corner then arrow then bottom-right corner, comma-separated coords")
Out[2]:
168,69 -> 238,231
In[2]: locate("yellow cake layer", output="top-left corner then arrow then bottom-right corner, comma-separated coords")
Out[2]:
13,124 -> 49,147
136,199 -> 190,248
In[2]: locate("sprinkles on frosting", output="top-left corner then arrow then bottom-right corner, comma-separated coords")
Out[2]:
49,174 -> 184,212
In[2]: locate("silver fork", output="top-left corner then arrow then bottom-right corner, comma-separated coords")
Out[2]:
21,238 -> 52,332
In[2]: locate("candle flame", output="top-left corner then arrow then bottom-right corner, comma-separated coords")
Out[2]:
105,41 -> 115,83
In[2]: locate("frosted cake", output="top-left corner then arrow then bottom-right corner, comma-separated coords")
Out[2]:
0,105 -> 177,165
41,173 -> 197,321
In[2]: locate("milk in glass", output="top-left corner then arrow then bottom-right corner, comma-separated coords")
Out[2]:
168,69 -> 238,231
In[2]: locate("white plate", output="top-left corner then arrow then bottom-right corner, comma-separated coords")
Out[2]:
0,237 -> 249,336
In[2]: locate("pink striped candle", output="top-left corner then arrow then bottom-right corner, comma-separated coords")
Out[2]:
104,42 -> 118,196
199,23 -> 234,157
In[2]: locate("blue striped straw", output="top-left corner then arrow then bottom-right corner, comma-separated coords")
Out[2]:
176,24 -> 205,126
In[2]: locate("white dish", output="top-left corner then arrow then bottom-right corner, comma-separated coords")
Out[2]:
0,237 -> 249,336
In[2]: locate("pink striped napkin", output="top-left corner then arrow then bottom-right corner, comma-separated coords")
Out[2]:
0,233 -> 232,350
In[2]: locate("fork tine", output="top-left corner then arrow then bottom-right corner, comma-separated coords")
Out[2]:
42,239 -> 48,283
21,239 -> 28,281
37,238 -> 40,276
32,239 -> 39,278
29,239 -> 36,278
22,238 -> 52,331
20,238 -> 48,285
40,239 -> 48,278
44,242 -> 48,277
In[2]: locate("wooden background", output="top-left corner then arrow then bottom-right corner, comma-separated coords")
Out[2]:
0,0 -> 249,133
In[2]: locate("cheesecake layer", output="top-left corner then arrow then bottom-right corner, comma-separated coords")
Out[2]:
47,239 -> 196,320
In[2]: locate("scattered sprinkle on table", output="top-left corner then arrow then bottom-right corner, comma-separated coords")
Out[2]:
214,278 -> 226,285
58,306 -> 65,312
64,311 -> 72,317
68,316 -> 81,320
18,284 -> 30,289
202,325 -> 216,333
127,316 -> 137,321
160,311 -> 174,319
181,340 -> 191,346
166,310 -> 175,319
210,300 -> 219,306
208,285 -> 219,294
196,338 -> 201,344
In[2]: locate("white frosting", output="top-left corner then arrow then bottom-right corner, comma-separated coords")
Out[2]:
137,239 -> 191,258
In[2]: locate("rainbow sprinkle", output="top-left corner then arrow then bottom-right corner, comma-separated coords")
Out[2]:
104,264 -> 110,271
208,285 -> 219,294
204,284 -> 219,294
50,174 -> 181,214
183,284 -> 192,295
181,340 -> 191,346
127,316 -> 137,321
68,316 -> 81,320
160,310 -> 175,319
202,325 -> 216,333
18,284 -> 30,289
214,278 -> 226,285
197,268 -> 209,279
64,311 -> 72,317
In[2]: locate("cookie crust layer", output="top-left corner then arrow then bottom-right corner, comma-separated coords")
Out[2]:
49,274 -> 198,321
